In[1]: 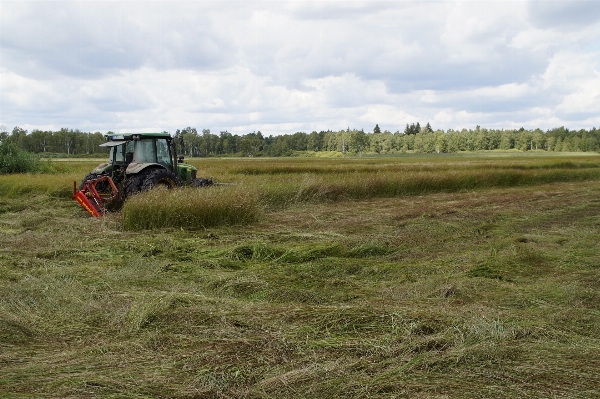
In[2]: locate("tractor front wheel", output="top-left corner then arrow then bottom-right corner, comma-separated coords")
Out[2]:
79,173 -> 107,191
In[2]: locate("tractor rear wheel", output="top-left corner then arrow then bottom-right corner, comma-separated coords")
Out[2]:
124,168 -> 181,198
141,168 -> 181,191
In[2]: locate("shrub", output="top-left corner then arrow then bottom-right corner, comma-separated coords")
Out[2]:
0,142 -> 40,174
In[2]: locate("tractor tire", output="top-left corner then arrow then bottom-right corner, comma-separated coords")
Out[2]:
123,172 -> 146,198
124,167 -> 181,198
141,168 -> 181,191
79,172 -> 121,211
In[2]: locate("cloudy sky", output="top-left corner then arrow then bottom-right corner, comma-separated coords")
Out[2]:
1,1 -> 599,135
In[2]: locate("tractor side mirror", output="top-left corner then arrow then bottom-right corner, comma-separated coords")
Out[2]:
178,156 -> 184,163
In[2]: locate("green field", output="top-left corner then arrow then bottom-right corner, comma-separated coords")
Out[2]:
1,154 -> 600,398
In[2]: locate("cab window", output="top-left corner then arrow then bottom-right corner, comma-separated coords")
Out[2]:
125,141 -> 134,163
156,139 -> 172,167
110,144 -> 126,163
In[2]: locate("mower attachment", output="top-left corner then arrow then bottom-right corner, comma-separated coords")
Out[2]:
73,176 -> 118,217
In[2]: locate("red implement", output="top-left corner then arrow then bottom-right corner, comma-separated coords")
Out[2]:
73,176 -> 119,217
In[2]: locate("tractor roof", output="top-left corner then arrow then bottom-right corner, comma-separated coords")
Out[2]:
105,132 -> 171,141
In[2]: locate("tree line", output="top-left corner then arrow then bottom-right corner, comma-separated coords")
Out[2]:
1,124 -> 599,157
0,127 -> 106,156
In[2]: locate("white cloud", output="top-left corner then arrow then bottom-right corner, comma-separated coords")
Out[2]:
1,0 -> 600,134
433,110 -> 453,125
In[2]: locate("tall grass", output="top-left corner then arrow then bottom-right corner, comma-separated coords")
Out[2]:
0,160 -> 114,200
121,155 -> 600,229
228,159 -> 600,175
122,185 -> 262,230
248,166 -> 600,207
0,173 -> 81,199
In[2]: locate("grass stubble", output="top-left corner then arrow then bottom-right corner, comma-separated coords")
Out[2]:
0,154 -> 599,398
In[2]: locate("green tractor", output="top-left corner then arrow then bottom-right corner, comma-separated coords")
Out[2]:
74,132 -> 212,216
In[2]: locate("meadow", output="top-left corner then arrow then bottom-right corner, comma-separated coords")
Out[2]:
1,153 -> 599,398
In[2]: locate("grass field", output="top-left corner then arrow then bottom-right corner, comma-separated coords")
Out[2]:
1,153 -> 600,398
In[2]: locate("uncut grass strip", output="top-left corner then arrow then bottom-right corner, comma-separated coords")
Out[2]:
121,162 -> 600,228
122,186 -> 262,231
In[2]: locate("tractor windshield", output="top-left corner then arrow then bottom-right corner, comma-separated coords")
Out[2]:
132,138 -> 172,167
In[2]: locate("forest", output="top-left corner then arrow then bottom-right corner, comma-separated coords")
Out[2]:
1,123 -> 599,158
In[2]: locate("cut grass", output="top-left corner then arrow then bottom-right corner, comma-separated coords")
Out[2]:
1,154 -> 600,398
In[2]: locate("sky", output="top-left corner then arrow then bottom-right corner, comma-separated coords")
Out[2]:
1,0 -> 600,136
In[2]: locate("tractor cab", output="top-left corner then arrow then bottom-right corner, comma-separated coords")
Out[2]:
92,133 -> 205,187
97,133 -> 176,180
